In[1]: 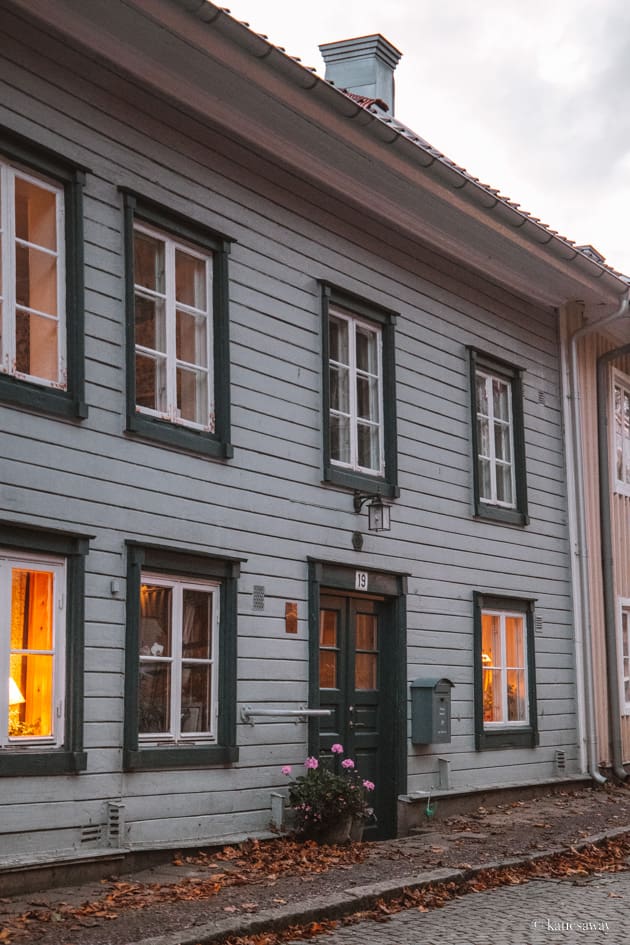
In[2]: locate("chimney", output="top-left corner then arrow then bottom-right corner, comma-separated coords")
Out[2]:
319,34 -> 402,114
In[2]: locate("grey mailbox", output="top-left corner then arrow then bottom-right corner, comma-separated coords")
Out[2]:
410,677 -> 454,744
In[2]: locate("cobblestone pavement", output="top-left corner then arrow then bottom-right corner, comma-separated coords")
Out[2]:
288,870 -> 630,945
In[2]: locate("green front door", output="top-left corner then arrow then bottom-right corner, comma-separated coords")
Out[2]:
318,591 -> 396,838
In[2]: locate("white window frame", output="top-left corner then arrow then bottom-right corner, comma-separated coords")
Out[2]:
0,551 -> 66,749
612,370 -> 630,497
618,598 -> 630,716
138,572 -> 219,745
133,221 -> 214,431
329,305 -> 384,476
481,608 -> 529,729
0,160 -> 66,389
475,369 -> 517,509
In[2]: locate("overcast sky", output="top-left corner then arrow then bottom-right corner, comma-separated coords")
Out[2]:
226,0 -> 630,275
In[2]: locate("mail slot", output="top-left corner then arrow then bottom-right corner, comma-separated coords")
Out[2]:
410,677 -> 454,744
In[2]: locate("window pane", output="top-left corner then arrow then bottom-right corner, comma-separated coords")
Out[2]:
175,250 -> 206,308
182,589 -> 212,659
136,353 -> 167,412
11,569 -> 54,650
140,584 -> 172,657
139,662 -> 170,733
319,611 -> 338,647
329,316 -> 349,365
330,365 -> 350,413
483,668 -> 503,722
330,414 -> 350,464
15,244 -> 58,316
176,310 -> 207,367
181,664 -> 211,732
357,422 -> 379,470
507,669 -> 527,721
356,327 -> 377,374
356,375 -> 379,422
9,568 -> 56,741
478,457 -> 492,500
496,463 -> 513,505
494,422 -> 512,463
477,417 -> 490,458
176,367 -> 207,425
135,295 -> 166,353
134,231 -> 165,293
14,176 -> 57,250
319,650 -> 337,688
15,309 -> 58,381
476,374 -> 489,416
505,616 -> 525,667
9,654 -> 53,738
356,614 -> 377,650
481,613 -> 501,666
355,653 -> 377,690
492,378 -> 510,421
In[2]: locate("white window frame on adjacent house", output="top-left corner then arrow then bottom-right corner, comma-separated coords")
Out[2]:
328,305 -> 385,477
612,370 -> 630,496
475,369 -> 516,509
480,608 -> 529,730
133,221 -> 214,432
618,598 -> 630,715
0,550 -> 66,750
138,572 -> 219,745
0,159 -> 66,389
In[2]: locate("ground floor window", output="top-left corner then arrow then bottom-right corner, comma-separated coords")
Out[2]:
618,600 -> 630,714
124,543 -> 240,770
473,593 -> 538,750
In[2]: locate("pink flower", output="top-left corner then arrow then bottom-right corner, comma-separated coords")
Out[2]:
362,779 -> 375,791
341,758 -> 355,769
304,756 -> 319,769
331,743 -> 344,754
281,765 -> 292,776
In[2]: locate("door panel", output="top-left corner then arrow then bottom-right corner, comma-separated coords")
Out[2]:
318,592 -> 394,838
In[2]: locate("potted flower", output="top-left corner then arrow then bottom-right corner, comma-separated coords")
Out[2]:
281,743 -> 375,843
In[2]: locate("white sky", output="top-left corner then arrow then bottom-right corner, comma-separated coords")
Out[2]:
225,0 -> 630,275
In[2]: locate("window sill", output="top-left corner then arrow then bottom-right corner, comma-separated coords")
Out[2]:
476,728 -> 538,751
474,505 -> 529,527
0,750 -> 87,777
0,374 -> 87,419
324,464 -> 399,499
124,745 -> 238,770
127,413 -> 233,459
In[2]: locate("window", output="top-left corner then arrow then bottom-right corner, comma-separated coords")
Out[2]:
123,192 -> 232,458
0,128 -> 86,418
613,371 -> 630,495
469,349 -> 527,526
124,543 -> 241,770
0,523 -> 88,776
473,593 -> 538,750
322,284 -> 398,496
618,600 -> 630,714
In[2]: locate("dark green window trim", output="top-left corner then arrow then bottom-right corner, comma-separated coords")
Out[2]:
124,542 -> 243,771
0,521 -> 90,777
321,283 -> 399,498
473,592 -> 538,751
0,127 -> 87,420
122,191 -> 233,459
468,348 -> 528,527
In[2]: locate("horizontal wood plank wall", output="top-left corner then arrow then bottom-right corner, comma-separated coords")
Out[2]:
0,10 -> 577,855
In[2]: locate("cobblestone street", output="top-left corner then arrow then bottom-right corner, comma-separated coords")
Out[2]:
289,869 -> 630,945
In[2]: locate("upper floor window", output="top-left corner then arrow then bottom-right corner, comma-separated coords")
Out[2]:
473,592 -> 538,750
0,131 -> 86,418
469,350 -> 528,526
613,371 -> 630,495
618,599 -> 630,715
123,192 -> 233,458
322,284 -> 398,498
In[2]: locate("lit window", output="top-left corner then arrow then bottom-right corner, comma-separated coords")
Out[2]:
618,600 -> 630,713
0,162 -> 65,387
613,372 -> 630,495
1,553 -> 65,748
329,307 -> 383,475
139,573 -> 218,742
469,350 -> 528,526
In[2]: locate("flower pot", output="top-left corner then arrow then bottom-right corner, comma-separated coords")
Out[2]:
315,815 -> 352,845
349,817 -> 365,842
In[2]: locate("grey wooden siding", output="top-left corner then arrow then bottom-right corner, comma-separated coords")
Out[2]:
0,8 -> 577,857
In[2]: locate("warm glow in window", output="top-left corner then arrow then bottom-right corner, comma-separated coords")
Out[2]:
481,610 -> 528,726
2,555 -> 64,746
0,161 -> 65,387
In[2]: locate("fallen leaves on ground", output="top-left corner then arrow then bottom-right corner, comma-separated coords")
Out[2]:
0,838 -> 368,943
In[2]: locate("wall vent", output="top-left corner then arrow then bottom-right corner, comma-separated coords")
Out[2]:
538,390 -> 546,406
535,615 -> 543,633
253,585 -> 265,610
107,801 -> 125,847
80,824 -> 103,845
554,750 -> 566,773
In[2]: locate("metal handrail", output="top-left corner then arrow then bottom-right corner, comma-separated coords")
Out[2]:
240,705 -> 332,726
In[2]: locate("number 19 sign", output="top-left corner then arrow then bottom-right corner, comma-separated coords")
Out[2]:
355,570 -> 369,591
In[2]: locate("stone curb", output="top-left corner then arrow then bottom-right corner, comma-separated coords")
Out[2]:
113,826 -> 630,945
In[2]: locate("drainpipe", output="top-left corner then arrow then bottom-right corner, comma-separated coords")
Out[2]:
596,293 -> 630,780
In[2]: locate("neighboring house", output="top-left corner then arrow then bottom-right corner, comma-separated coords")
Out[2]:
0,0 -> 627,869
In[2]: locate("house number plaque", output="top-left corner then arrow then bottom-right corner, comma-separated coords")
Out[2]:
355,570 -> 369,591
